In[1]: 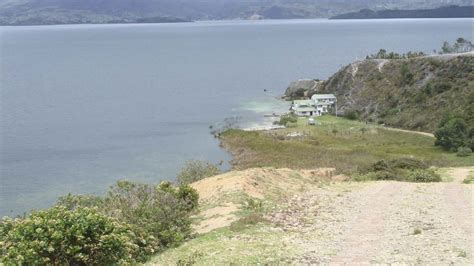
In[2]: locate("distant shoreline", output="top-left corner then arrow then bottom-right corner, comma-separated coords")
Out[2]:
331,5 -> 474,20
2,16 -> 474,27
0,18 -> 192,27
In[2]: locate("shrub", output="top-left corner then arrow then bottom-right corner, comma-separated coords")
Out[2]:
456,147 -> 472,157
229,214 -> 268,232
0,207 -> 140,265
275,114 -> 298,126
56,180 -> 199,259
344,109 -> 359,120
406,169 -> 441,183
177,160 -> 221,185
388,158 -> 428,170
102,181 -> 199,249
56,193 -> 103,210
357,158 -> 437,182
243,198 -> 264,213
399,64 -> 414,86
435,115 -> 471,151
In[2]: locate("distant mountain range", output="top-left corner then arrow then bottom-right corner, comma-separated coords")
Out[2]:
331,5 -> 474,19
0,0 -> 472,25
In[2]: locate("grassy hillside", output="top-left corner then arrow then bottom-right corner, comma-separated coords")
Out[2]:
315,53 -> 474,132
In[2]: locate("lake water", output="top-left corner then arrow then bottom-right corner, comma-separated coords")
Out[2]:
1,18 -> 472,216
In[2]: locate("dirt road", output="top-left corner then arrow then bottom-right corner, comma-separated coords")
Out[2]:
271,167 -> 473,264
381,126 -> 435,138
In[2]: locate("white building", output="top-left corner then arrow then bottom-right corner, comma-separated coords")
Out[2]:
290,100 -> 317,116
311,94 -> 337,116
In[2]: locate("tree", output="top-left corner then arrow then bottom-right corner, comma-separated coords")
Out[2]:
441,41 -> 452,53
434,115 -> 470,151
376,49 -> 387,59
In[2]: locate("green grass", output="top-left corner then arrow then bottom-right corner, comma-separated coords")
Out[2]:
147,225 -> 297,265
436,168 -> 455,182
221,116 -> 473,174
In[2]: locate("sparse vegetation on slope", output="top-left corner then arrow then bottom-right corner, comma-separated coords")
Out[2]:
284,40 -> 474,133
316,52 -> 473,132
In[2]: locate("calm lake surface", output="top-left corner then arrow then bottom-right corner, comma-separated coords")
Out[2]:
1,18 -> 472,216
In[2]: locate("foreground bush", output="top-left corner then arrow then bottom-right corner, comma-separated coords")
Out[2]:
103,181 -> 198,248
56,181 -> 199,262
177,160 -> 221,185
0,207 -> 139,265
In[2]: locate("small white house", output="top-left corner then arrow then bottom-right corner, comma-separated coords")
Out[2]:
290,100 -> 317,116
311,94 -> 337,116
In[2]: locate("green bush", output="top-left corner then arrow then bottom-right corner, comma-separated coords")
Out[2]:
406,169 -> 441,183
56,180 -> 200,261
0,207 -> 140,265
388,158 -> 428,170
102,181 -> 198,249
176,160 -> 221,185
56,193 -> 103,210
456,147 -> 472,157
356,158 -> 439,183
275,114 -> 298,126
435,115 -> 471,151
344,109 -> 359,120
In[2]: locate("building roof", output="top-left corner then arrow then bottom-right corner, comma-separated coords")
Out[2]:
311,94 -> 336,100
292,100 -> 315,105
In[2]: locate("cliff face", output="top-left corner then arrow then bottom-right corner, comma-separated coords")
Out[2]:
284,79 -> 324,99
289,53 -> 474,132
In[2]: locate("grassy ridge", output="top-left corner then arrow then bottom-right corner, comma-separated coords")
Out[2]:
221,116 -> 473,174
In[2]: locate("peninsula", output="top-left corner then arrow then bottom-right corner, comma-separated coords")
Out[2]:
331,5 -> 474,19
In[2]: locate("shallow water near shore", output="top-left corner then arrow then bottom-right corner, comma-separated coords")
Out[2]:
1,18 -> 473,216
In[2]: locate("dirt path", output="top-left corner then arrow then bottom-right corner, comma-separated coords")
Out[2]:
270,167 -> 473,264
381,126 -> 435,138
